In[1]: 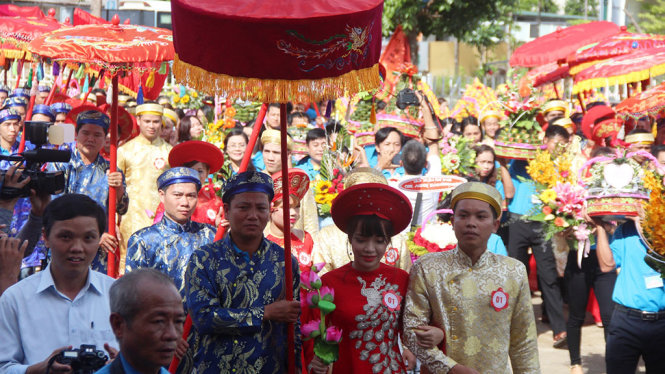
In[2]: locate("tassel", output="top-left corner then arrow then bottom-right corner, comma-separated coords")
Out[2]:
52,61 -> 60,77
325,99 -> 333,118
75,64 -> 85,79
37,63 -> 44,81
145,71 -> 155,88
0,50 -> 5,69
26,68 -> 33,88
137,85 -> 144,105
158,61 -> 167,75
82,75 -> 89,93
369,98 -> 376,124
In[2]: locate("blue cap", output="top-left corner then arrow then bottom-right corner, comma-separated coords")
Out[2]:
50,102 -> 72,114
2,96 -> 27,109
157,167 -> 202,191
10,88 -> 29,100
0,85 -> 9,94
37,85 -> 51,93
76,110 -> 110,131
32,104 -> 55,121
222,171 -> 274,203
0,109 -> 20,123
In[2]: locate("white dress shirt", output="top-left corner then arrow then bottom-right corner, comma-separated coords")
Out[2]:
0,265 -> 116,374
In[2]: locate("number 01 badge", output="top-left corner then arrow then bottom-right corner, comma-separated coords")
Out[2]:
491,287 -> 509,311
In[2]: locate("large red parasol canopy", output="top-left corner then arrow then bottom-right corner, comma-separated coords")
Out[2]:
510,21 -> 620,68
171,0 -> 382,103
0,4 -> 45,18
573,47 -> 665,93
525,61 -> 570,88
0,11 -> 68,59
28,16 -> 174,278
566,26 -> 665,75
615,81 -> 665,118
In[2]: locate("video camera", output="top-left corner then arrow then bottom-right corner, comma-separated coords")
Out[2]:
0,121 -> 71,199
48,345 -> 108,374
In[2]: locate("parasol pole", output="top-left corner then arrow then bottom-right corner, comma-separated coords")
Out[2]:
168,103 -> 270,374
19,66 -> 38,153
63,69 -> 74,95
577,93 -> 586,114
279,103 -> 296,374
107,74 -> 119,278
45,78 -> 59,106
552,82 -> 560,99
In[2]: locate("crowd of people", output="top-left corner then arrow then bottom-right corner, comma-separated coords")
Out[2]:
0,75 -> 663,374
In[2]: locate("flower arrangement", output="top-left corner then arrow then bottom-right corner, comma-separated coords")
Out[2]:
407,221 -> 457,261
163,85 -> 204,110
301,263 -> 342,365
640,170 -> 665,276
203,106 -> 237,152
526,149 -> 574,188
439,134 -> 477,176
313,169 -> 344,218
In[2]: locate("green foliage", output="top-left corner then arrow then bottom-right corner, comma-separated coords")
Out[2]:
637,0 -> 665,34
564,0 -> 599,17
383,0 -> 517,40
517,0 -> 559,13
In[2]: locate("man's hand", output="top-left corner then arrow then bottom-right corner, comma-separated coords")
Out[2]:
0,236 -> 28,294
449,364 -> 480,374
28,189 -> 51,217
401,348 -> 417,370
26,346 -> 72,374
175,337 -> 189,360
103,343 -> 118,360
99,232 -> 119,255
353,145 -> 370,168
414,325 -> 445,348
0,164 -> 30,210
107,171 -> 125,198
263,300 -> 300,323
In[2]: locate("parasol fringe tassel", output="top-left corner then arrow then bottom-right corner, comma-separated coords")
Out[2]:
173,53 -> 381,103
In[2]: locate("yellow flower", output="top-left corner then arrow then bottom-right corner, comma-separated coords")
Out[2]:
181,95 -> 190,104
539,189 -> 557,204
315,194 -> 327,204
191,91 -> 198,98
173,96 -> 180,103
324,193 -> 338,205
315,181 -> 332,195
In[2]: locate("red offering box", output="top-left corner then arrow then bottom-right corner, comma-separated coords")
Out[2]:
494,141 -> 545,160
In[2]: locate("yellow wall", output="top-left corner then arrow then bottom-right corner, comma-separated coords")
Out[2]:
428,41 -> 509,76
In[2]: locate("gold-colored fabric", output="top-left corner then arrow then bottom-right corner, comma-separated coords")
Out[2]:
311,224 -> 412,275
261,129 -> 293,150
553,117 -> 574,130
479,110 -> 502,124
135,103 -> 163,116
343,167 -> 387,188
294,187 -> 319,235
450,182 -> 503,217
163,108 -> 179,125
625,132 -> 654,145
541,100 -> 567,114
403,248 -> 540,374
117,134 -> 173,272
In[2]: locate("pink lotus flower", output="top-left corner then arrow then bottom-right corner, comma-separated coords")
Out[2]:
300,271 -> 322,290
324,326 -> 343,343
302,320 -> 321,338
320,286 -> 335,302
311,263 -> 326,273
304,291 -> 320,307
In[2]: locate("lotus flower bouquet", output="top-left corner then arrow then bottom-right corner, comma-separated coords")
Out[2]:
300,263 -> 342,365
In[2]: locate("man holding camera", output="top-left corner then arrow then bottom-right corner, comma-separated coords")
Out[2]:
49,110 -> 129,273
0,194 -> 118,374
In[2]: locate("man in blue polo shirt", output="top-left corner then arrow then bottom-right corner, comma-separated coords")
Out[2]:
595,217 -> 665,374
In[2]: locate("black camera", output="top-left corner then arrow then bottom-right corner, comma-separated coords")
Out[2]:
0,121 -> 70,198
396,88 -> 421,110
50,345 -> 108,374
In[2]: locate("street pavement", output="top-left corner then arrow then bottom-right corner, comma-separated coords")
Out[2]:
532,292 -> 646,374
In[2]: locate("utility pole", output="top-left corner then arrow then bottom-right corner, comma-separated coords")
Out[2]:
90,0 -> 102,18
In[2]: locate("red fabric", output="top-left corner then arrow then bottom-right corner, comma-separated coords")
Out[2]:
616,81 -> 665,116
510,21 -> 620,67
27,19 -> 174,68
574,47 -> 665,85
266,231 -> 314,274
169,140 -> 224,174
73,8 -> 110,26
526,62 -> 570,88
171,0 -> 383,80
380,24 -> 412,93
529,254 -> 538,292
0,5 -> 44,18
567,27 -> 665,68
0,16 -> 66,48
117,63 -> 168,101
587,288 -> 602,324
302,263 -> 409,372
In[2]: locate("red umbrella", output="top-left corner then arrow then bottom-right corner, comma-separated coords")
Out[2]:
510,21 -> 620,68
28,15 -> 174,278
615,81 -> 665,117
525,61 -> 570,88
0,4 -> 45,18
573,47 -> 665,94
171,0 -> 383,372
567,26 -> 665,75
0,11 -> 68,59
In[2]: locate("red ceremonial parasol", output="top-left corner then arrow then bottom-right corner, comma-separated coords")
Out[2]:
566,26 -> 665,75
510,21 -> 620,68
171,0 -> 384,372
0,4 -> 45,18
525,61 -> 570,88
615,81 -> 665,118
0,11 -> 68,60
28,15 -> 174,278
573,47 -> 665,94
